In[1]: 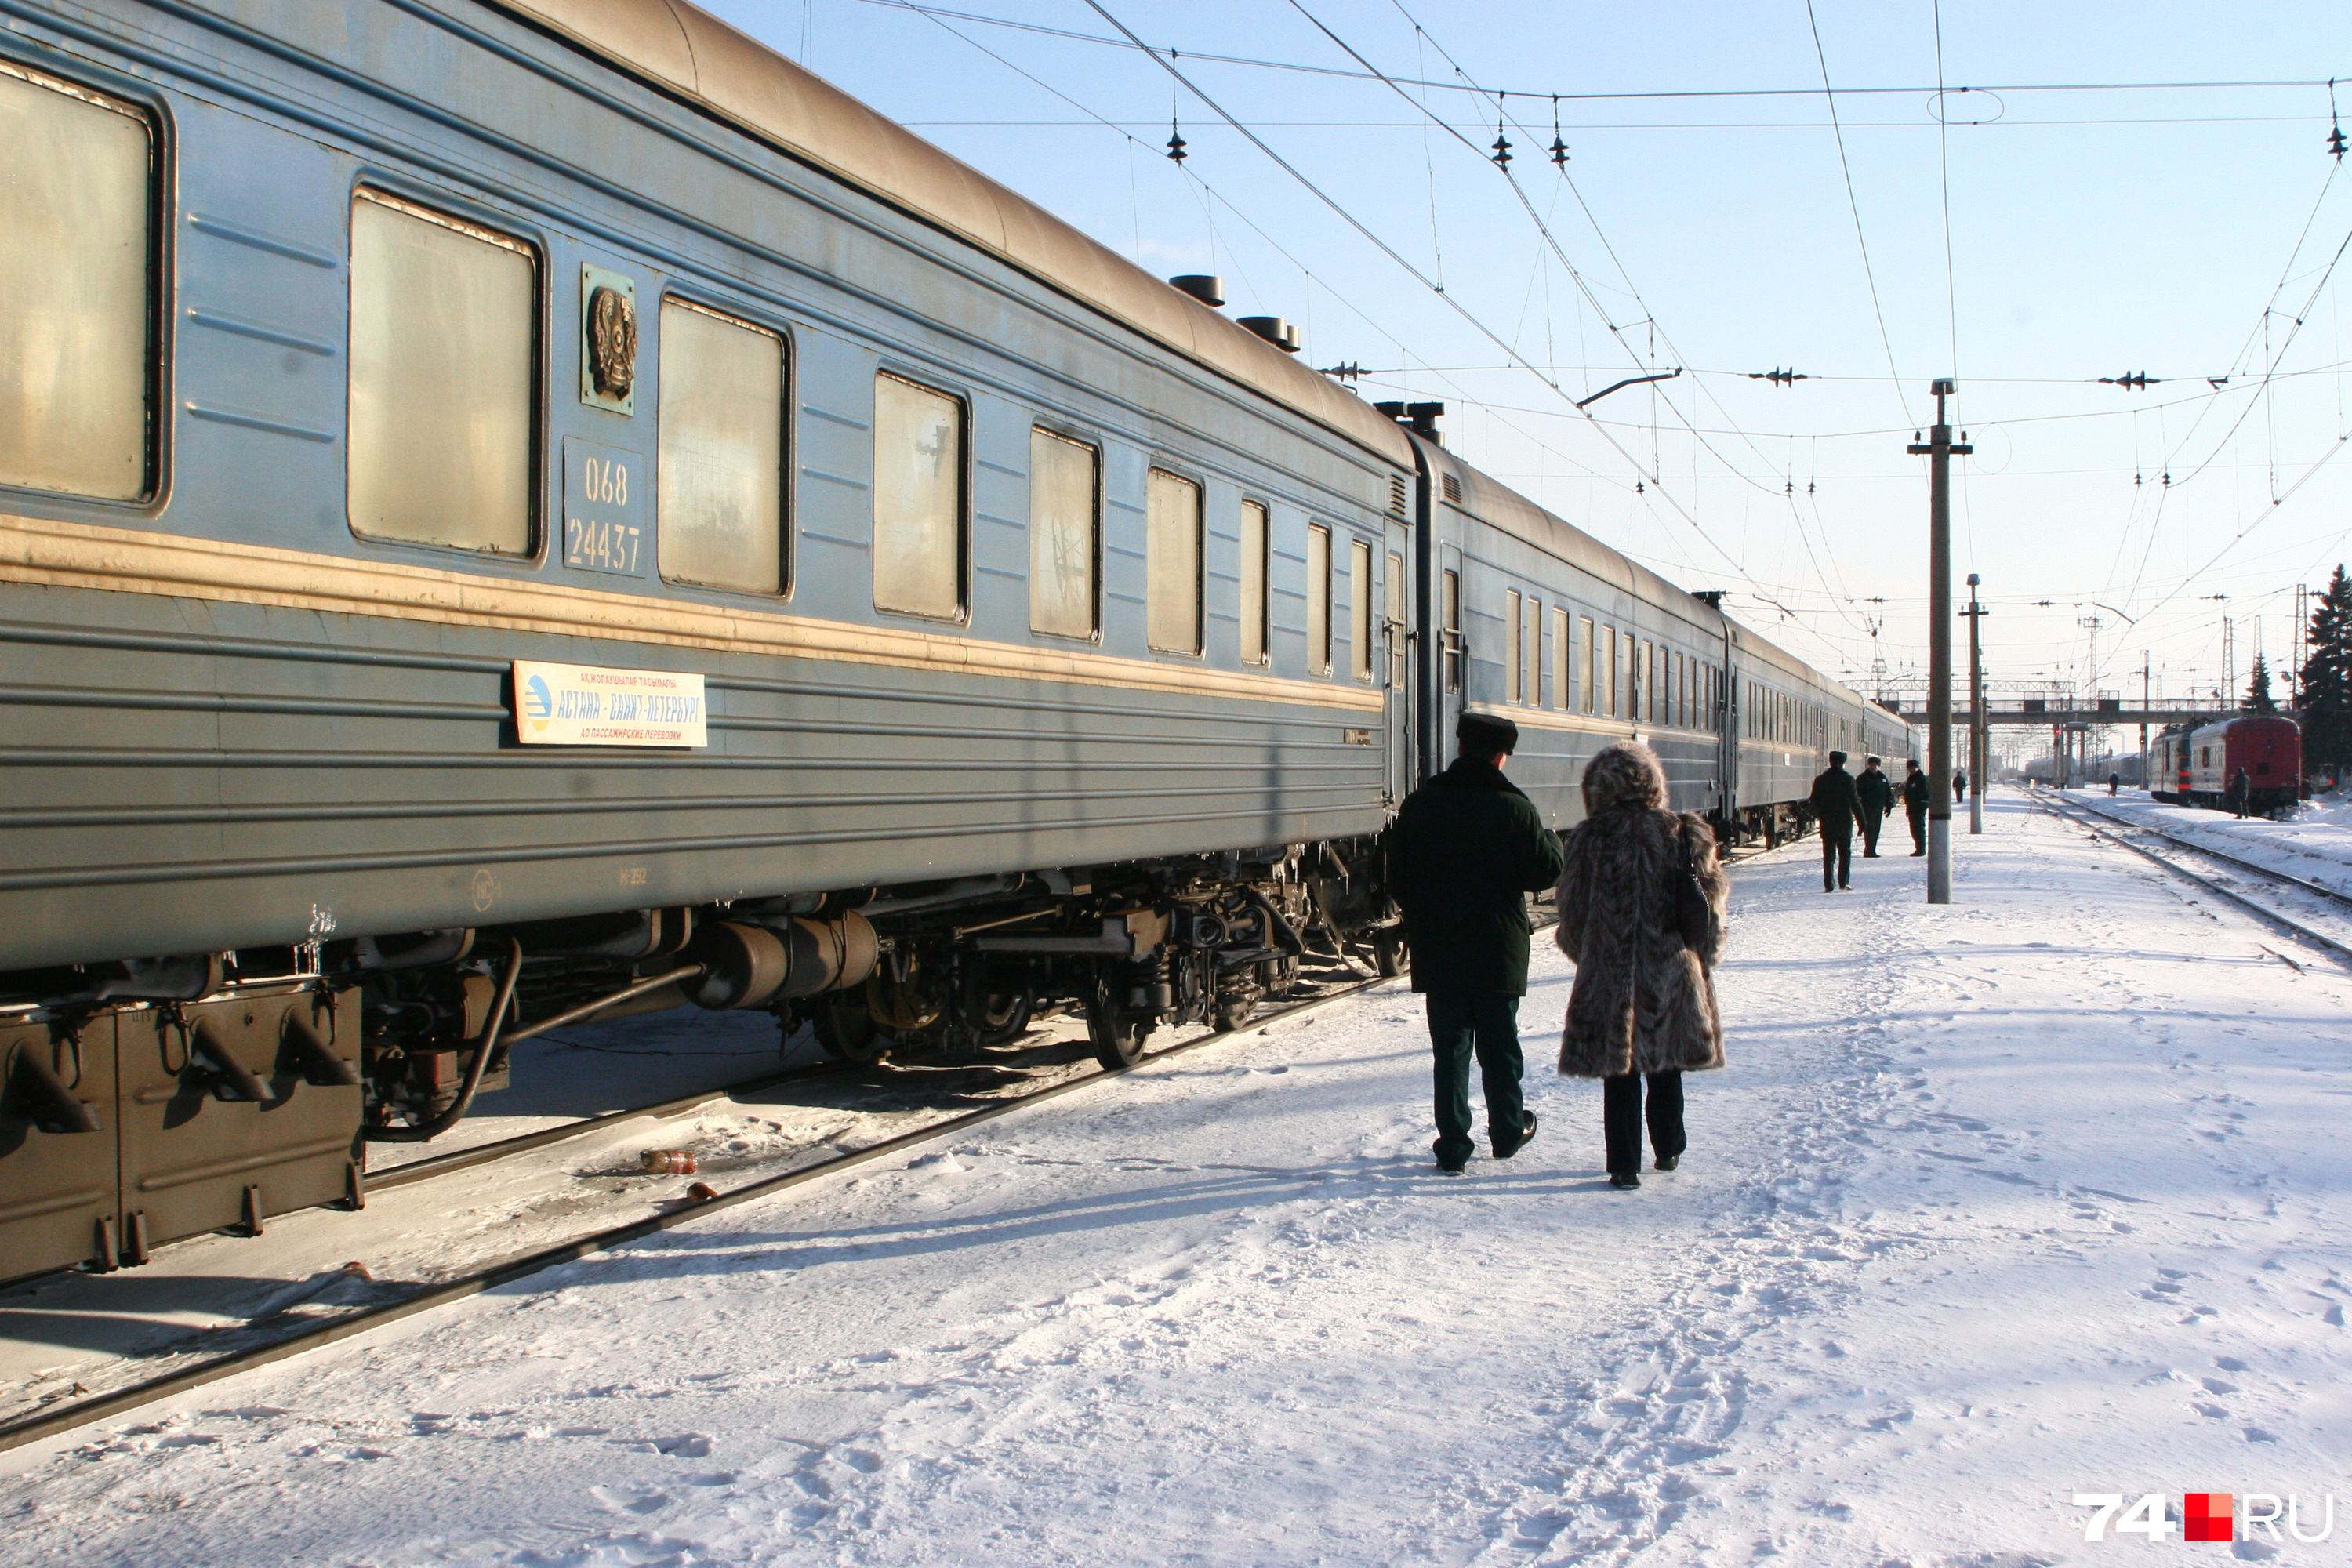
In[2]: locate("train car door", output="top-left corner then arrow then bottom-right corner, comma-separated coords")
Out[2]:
1436,540 -> 1465,770
1382,515 -> 1414,805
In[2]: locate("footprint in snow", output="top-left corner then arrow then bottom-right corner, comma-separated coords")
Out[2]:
591,1486 -> 670,1515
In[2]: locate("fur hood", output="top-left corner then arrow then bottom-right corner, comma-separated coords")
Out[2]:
1582,741 -> 1668,815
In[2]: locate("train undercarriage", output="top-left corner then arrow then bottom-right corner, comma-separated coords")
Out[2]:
0,838 -> 1399,1286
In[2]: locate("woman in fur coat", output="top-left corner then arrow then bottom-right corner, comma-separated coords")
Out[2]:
1554,741 -> 1730,1189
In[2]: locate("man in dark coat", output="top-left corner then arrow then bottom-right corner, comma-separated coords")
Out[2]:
1901,759 -> 1930,855
1387,712 -> 1566,1173
1856,756 -> 1895,857
2229,767 -> 2252,818
1807,750 -> 1860,892
1952,767 -> 1969,803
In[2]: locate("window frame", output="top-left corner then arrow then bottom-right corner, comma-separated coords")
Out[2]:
1026,423 -> 1102,641
655,292 -> 792,597
1239,498 -> 1272,666
1386,550 -> 1406,690
1504,588 -> 1521,703
1551,606 -> 1570,710
871,367 -> 971,622
1305,521 -> 1334,675
347,186 -> 544,560
1442,569 -> 1463,691
1581,616 -> 1596,713
0,58 -> 167,508
1145,464 -> 1205,657
1349,535 -> 1374,684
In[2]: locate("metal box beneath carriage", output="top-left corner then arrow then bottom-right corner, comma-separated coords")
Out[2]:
0,990 -> 364,1282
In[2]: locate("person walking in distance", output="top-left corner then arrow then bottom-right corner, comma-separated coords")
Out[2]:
2229,765 -> 2253,818
1386,713 -> 1566,1174
1856,756 -> 1895,857
1952,766 -> 1969,804
2109,771 -> 2121,797
1554,742 -> 1728,1190
1901,758 -> 1931,855
1808,750 -> 1860,892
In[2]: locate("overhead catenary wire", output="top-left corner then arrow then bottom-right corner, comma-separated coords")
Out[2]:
854,3 -> 2350,107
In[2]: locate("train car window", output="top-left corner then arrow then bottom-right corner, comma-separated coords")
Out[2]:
1552,607 -> 1570,709
1581,617 -> 1596,712
1503,590 -> 1521,701
0,64 -> 154,501
1304,522 -> 1332,673
1028,427 -> 1098,638
1442,570 -> 1462,691
1240,500 -> 1270,666
1523,596 -> 1541,706
873,372 -> 966,619
1387,550 -> 1405,688
657,299 -> 786,593
1603,627 -> 1618,717
1149,469 -> 1203,655
1350,537 -> 1374,683
350,193 -> 537,554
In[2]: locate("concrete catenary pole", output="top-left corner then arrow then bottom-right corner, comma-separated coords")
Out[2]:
1965,573 -> 1987,833
1909,380 -> 1970,902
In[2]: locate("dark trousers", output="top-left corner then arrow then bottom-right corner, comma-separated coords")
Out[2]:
1425,992 -> 1524,1166
1906,804 -> 1927,851
1859,808 -> 1884,855
1820,816 -> 1853,889
1604,1070 -> 1686,1174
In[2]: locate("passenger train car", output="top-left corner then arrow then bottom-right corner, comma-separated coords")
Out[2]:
2152,716 -> 2302,813
0,0 -> 1907,1283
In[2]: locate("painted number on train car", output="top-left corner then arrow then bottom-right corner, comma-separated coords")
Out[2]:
512,661 -> 708,748
562,437 -> 644,577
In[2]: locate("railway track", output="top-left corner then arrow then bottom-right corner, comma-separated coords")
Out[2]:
2033,789 -> 2352,967
0,962 -> 1403,1455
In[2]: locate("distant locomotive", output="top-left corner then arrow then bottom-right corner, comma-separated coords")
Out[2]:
0,0 -> 1914,1284
2152,717 -> 2303,813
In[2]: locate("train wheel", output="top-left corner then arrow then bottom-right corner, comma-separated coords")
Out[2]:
978,989 -> 1034,1046
811,996 -> 890,1065
1087,977 -> 1149,1071
1373,928 -> 1407,978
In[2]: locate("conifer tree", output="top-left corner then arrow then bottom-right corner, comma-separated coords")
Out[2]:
2300,565 -> 2352,782
2243,653 -> 2277,713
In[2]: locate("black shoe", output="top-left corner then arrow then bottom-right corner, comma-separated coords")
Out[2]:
1823,884 -> 1835,894
1839,882 -> 1850,890
1910,848 -> 1926,856
1655,1153 -> 1680,1171
1437,1160 -> 1465,1174
1494,1111 -> 1538,1160
1609,1171 -> 1641,1190
1863,851 -> 1879,857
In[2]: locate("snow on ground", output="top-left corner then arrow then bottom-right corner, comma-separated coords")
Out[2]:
2067,789 -> 2352,897
4,788 -> 2349,1566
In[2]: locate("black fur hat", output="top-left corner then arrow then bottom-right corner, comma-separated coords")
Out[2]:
1457,711 -> 1519,756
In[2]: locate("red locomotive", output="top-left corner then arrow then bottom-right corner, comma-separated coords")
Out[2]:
2153,715 -> 2303,813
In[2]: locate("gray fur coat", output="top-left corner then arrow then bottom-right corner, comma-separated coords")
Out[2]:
1554,742 -> 1730,1078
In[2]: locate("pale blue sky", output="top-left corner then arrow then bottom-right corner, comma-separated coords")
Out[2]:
708,0 -> 2352,709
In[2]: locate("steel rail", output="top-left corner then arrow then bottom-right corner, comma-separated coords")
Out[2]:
0,968 -> 1401,1455
2032,789 -> 2352,967
2061,797 -> 2352,910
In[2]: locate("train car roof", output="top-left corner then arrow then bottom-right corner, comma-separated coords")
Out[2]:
488,0 -> 1414,471
1424,436 -> 1884,709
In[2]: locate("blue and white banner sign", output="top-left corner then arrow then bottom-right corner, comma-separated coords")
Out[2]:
512,661 -> 707,748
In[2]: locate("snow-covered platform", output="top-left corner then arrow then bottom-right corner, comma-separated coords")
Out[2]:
4,789 -> 2347,1565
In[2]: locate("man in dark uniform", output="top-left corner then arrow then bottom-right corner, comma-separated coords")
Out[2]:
1952,767 -> 1969,804
1856,756 -> 1895,857
1387,713 -> 1566,1174
1901,759 -> 1930,855
1808,750 -> 1860,892
2229,766 -> 2253,818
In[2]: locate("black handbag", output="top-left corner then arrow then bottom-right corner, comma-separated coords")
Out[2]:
1671,830 -> 1715,952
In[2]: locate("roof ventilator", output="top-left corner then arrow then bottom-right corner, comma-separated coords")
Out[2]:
1168,274 -> 1225,307
1237,316 -> 1301,354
